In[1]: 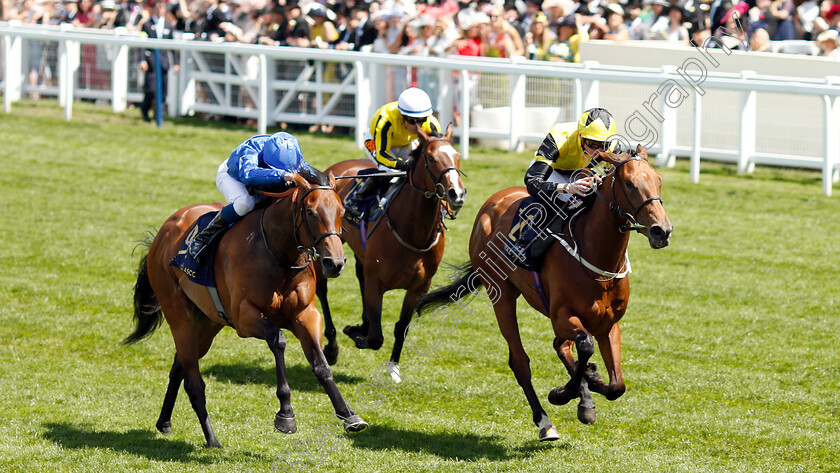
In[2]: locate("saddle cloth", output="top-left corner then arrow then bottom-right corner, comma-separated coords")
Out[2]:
169,210 -> 226,287
503,197 -> 568,272
342,168 -> 402,229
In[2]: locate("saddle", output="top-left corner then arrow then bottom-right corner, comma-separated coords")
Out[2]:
342,169 -> 403,228
503,195 -> 588,272
170,210 -> 229,287
170,210 -> 235,326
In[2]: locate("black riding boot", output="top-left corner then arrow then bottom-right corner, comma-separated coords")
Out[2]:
188,212 -> 229,261
345,177 -> 380,219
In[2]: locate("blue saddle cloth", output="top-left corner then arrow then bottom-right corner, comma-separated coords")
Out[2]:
169,211 -> 225,287
342,168 -> 402,229
503,196 -> 569,272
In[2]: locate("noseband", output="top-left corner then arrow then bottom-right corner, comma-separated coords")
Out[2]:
409,137 -> 467,205
260,185 -> 342,268
293,185 -> 342,261
596,157 -> 663,234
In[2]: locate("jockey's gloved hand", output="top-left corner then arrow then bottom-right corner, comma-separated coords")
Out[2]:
396,158 -> 415,171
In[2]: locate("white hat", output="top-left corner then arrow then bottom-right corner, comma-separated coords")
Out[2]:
817,29 -> 839,46
397,88 -> 433,118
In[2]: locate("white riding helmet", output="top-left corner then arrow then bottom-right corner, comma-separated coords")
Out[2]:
397,88 -> 433,118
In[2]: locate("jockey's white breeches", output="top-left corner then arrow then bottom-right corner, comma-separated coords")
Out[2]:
216,160 -> 255,217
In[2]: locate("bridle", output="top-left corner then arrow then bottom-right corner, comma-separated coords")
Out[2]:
378,136 -> 466,253
408,136 -> 467,213
594,156 -> 663,234
260,185 -> 342,268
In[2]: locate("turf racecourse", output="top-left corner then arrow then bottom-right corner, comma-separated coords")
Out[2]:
1,100 -> 838,473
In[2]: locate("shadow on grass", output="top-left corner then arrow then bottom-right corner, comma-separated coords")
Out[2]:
204,361 -> 365,392
42,422 -> 221,463
344,424 -> 570,461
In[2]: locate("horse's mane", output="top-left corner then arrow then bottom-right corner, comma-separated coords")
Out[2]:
299,167 -> 330,186
409,126 -> 445,160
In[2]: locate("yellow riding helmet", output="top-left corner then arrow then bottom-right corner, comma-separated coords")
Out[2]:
577,108 -> 616,142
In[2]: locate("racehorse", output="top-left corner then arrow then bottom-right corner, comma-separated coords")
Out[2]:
315,123 -> 467,380
124,170 -> 367,448
414,146 -> 672,441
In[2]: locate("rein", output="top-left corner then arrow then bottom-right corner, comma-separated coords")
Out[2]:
551,156 -> 661,282
553,209 -> 631,282
259,185 -> 341,268
384,136 -> 463,253
594,157 -> 663,234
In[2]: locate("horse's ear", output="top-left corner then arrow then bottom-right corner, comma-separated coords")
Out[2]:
416,122 -> 430,142
293,172 -> 312,191
635,144 -> 649,161
445,122 -> 454,140
598,149 -> 626,165
327,170 -> 336,188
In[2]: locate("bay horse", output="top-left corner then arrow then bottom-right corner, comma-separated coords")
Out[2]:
124,169 -> 367,448
414,146 -> 672,441
315,124 -> 467,380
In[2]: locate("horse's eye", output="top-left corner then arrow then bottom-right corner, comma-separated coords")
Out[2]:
624,180 -> 635,190
305,208 -> 315,217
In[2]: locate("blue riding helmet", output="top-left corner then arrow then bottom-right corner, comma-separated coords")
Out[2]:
262,132 -> 305,170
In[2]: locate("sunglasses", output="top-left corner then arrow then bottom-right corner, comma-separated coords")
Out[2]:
403,116 -> 423,126
582,138 -> 605,150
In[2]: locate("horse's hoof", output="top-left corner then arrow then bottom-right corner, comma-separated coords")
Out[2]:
324,342 -> 339,366
384,362 -> 402,384
156,421 -> 172,434
548,386 -> 576,406
343,325 -> 364,339
577,405 -> 597,424
275,413 -> 297,434
342,414 -> 368,432
206,439 -> 223,448
539,425 -> 560,442
352,336 -> 383,351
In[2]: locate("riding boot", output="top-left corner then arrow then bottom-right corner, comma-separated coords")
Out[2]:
188,212 -> 230,261
345,177 -> 380,219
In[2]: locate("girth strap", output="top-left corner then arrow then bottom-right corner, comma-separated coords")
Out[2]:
208,286 -> 235,329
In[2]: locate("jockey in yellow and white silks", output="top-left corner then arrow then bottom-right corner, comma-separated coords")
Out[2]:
525,107 -> 618,203
345,87 -> 443,218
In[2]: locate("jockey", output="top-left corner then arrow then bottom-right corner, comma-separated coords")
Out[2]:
525,107 -> 618,204
344,87 -> 443,219
188,131 -> 313,260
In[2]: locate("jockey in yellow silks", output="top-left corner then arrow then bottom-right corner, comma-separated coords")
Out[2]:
525,107 -> 618,203
345,87 -> 442,218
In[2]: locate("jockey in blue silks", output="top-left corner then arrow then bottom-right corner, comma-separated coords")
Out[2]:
188,131 -> 313,260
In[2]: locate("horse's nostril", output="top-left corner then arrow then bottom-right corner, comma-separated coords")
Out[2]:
650,226 -> 665,239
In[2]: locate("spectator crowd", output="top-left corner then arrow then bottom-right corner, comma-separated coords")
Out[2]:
4,0 -> 840,60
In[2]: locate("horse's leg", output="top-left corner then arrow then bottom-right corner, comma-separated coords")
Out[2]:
292,305 -> 368,432
157,314 -> 223,434
315,275 -> 339,366
343,255 -> 369,340
167,315 -> 222,448
351,275 -> 384,350
494,289 -> 559,442
554,338 -> 610,399
547,314 -> 596,425
594,323 -> 626,401
156,354 -> 183,434
236,300 -> 297,433
386,285 -> 429,382
553,337 -> 599,424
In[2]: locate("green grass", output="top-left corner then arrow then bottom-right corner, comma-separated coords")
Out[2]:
1,100 -> 839,472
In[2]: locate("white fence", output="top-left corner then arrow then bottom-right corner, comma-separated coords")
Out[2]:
2,22 -> 839,195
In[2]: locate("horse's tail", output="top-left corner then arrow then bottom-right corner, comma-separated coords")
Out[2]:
415,262 -> 480,316
123,241 -> 163,345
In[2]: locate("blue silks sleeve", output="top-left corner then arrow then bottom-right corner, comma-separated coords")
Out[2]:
231,136 -> 287,187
